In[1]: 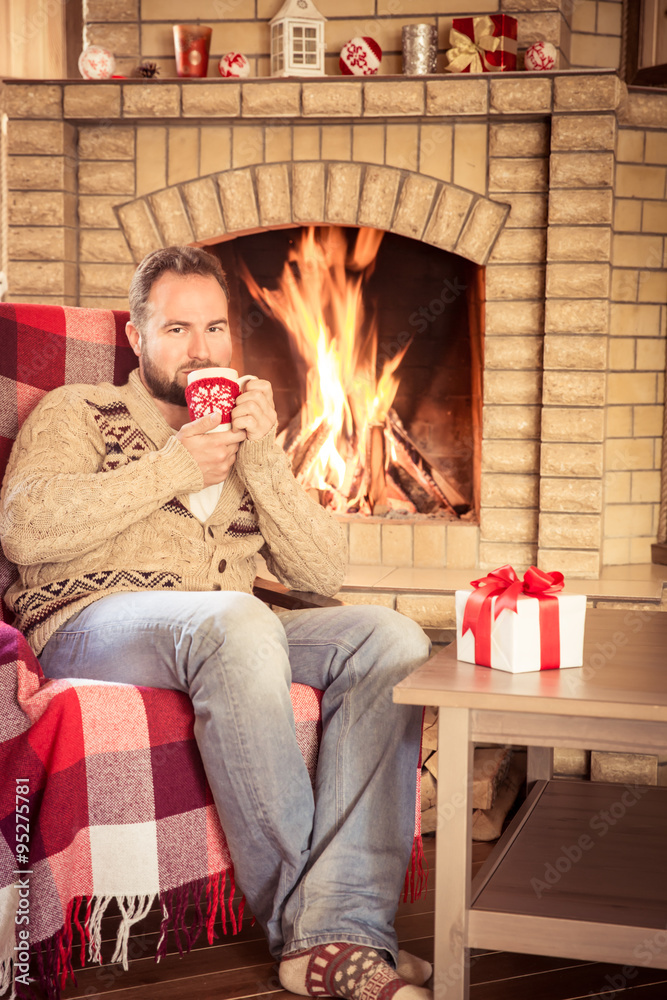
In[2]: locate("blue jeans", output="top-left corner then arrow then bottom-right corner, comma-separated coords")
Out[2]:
38,591 -> 429,961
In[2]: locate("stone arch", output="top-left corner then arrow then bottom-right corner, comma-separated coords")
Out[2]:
116,162 -> 510,267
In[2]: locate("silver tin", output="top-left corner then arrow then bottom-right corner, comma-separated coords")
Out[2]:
402,24 -> 438,75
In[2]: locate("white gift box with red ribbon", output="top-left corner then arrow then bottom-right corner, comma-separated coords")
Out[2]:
455,565 -> 587,673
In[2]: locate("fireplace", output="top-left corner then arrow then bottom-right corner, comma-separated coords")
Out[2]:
5,68 -> 659,576
211,226 -> 481,521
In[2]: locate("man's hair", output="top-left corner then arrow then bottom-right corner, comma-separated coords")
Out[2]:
129,246 -> 230,332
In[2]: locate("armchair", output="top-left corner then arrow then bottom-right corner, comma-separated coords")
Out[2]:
0,304 -> 424,1000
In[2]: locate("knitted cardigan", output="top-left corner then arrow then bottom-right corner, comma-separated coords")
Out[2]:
0,369 -> 348,654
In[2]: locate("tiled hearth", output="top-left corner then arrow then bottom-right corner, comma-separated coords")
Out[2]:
256,552 -> 667,630
3,70 -> 667,576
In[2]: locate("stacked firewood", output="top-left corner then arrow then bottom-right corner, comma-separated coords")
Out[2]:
420,710 -> 525,841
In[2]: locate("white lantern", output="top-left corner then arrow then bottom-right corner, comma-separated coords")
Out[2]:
270,0 -> 326,78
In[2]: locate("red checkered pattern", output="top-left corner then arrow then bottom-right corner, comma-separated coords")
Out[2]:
0,304 -> 424,999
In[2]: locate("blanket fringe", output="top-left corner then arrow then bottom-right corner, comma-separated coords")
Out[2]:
72,896 -> 87,968
17,873 -> 245,1000
31,935 -> 63,1000
16,898 -> 89,1000
156,871 -> 244,964
403,835 -> 429,904
110,895 -> 155,970
401,709 -> 429,904
57,898 -> 76,991
88,895 -> 113,967
206,871 -> 221,944
0,956 -> 14,1000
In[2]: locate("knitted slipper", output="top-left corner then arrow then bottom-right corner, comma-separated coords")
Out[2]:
279,942 -> 433,1000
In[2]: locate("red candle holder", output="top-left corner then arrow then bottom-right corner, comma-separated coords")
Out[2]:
173,24 -> 212,78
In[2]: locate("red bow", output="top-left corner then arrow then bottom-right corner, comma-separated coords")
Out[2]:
462,565 -> 563,669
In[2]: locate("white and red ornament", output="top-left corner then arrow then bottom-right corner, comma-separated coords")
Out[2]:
524,40 -> 556,71
218,51 -> 250,78
78,45 -> 116,80
339,36 -> 382,76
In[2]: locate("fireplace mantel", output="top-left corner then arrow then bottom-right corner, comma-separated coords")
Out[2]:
1,67 -> 625,121
2,69 -> 666,576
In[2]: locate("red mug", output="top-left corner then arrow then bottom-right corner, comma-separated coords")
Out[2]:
185,368 -> 257,431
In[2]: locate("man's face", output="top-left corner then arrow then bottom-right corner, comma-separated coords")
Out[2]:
131,271 -> 232,407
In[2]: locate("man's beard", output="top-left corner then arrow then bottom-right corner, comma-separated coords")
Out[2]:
141,350 -> 214,407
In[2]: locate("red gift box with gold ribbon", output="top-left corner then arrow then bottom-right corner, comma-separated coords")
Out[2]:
455,565 -> 587,672
445,15 -> 518,74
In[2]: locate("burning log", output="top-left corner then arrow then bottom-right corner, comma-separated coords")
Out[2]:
279,412 -> 307,459
345,458 -> 368,514
392,465 -> 444,514
384,471 -> 417,514
292,419 -> 332,483
368,425 -> 388,513
429,466 -> 468,511
386,410 -> 459,516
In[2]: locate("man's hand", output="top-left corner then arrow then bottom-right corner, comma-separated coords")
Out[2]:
176,413 -> 246,487
232,379 -> 277,441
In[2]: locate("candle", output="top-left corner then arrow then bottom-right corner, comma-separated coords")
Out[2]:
402,24 -> 438,76
173,24 -> 213,78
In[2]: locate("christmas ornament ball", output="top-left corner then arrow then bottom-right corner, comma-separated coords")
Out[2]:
524,40 -> 556,71
339,37 -> 382,76
78,45 -> 116,80
218,52 -> 251,78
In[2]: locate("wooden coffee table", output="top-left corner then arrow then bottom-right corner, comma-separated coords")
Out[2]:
393,607 -> 667,1000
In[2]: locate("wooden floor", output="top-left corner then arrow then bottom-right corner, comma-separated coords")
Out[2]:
53,837 -> 667,1000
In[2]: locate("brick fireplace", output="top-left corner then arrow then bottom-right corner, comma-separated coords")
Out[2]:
2,69 -> 666,577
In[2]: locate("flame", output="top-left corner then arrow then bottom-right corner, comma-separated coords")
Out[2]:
241,227 -> 411,512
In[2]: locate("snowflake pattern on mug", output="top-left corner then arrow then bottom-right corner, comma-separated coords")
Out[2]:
185,377 -> 240,423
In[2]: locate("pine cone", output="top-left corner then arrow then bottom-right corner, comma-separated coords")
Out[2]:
138,61 -> 160,78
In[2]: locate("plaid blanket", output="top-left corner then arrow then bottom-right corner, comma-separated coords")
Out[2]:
0,304 -> 425,999
0,621 -> 324,1000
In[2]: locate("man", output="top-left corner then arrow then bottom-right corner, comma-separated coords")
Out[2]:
0,246 -> 432,1000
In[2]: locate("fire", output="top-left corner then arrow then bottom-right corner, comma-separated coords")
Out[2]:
240,227 -> 411,513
